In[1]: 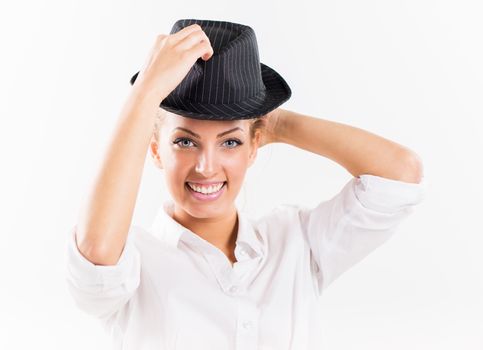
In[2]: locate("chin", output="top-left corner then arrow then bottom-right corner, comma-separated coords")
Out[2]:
187,200 -> 228,213
181,200 -> 235,220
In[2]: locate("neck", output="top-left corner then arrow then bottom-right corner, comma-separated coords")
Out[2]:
172,205 -> 239,253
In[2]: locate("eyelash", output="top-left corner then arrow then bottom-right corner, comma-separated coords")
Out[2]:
172,137 -> 243,149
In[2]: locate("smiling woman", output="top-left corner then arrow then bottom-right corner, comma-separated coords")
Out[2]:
65,18 -> 425,350
147,109 -> 267,252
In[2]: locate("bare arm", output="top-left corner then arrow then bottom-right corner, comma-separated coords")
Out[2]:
75,24 -> 214,266
271,108 -> 423,183
75,89 -> 159,266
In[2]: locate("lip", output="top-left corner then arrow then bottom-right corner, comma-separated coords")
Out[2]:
185,182 -> 226,201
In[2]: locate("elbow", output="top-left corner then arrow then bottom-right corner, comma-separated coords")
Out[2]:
75,230 -> 123,266
397,151 -> 425,184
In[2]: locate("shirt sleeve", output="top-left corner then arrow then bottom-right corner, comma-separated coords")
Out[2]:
298,174 -> 426,295
64,224 -> 141,320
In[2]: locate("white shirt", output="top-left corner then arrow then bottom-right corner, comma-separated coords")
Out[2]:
65,174 -> 425,350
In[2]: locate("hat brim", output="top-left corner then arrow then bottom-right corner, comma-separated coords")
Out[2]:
129,63 -> 291,120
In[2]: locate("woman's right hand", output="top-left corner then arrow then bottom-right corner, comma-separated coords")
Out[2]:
132,24 -> 214,101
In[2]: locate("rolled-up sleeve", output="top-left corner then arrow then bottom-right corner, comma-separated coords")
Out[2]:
298,174 -> 426,295
65,225 -> 141,320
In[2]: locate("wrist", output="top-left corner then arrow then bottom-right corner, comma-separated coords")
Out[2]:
123,87 -> 165,123
273,108 -> 291,144
130,83 -> 167,105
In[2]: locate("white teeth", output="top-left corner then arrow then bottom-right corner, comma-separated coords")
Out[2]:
187,182 -> 224,194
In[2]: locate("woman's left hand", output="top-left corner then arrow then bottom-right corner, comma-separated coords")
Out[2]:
257,108 -> 284,147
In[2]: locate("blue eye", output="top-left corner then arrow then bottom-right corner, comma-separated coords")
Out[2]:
223,139 -> 243,148
173,138 -> 243,149
173,138 -> 195,148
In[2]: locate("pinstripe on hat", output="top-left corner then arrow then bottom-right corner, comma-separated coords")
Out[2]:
129,19 -> 292,120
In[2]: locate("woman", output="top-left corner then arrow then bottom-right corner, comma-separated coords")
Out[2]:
66,19 -> 425,349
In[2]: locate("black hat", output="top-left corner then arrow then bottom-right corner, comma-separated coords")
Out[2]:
129,19 -> 292,120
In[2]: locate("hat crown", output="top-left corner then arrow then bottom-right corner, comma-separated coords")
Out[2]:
167,19 -> 265,105
129,18 -> 291,120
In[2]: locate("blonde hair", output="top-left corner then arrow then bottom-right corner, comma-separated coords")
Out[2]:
153,108 -> 167,142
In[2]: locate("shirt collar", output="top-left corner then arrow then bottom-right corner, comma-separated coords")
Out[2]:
148,199 -> 264,258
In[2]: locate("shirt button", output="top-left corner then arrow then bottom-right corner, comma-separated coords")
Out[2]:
242,321 -> 253,330
239,248 -> 247,256
229,286 -> 238,294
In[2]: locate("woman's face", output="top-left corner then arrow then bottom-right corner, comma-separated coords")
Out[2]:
151,111 -> 259,220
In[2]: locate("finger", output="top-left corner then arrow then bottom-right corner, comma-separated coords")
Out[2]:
185,39 -> 213,61
170,23 -> 205,44
196,41 -> 214,61
176,30 -> 211,53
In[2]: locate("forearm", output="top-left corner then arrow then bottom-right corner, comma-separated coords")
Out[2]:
76,87 -> 162,265
274,108 -> 423,183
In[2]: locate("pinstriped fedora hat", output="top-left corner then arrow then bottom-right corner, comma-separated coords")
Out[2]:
129,19 -> 292,120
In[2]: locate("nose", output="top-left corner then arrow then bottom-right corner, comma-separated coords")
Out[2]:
195,146 -> 219,177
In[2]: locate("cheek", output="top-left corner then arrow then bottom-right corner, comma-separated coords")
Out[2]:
161,152 -> 192,184
224,153 -> 250,178
162,148 -> 191,168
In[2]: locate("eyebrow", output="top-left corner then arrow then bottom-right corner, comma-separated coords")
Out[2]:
172,127 -> 244,139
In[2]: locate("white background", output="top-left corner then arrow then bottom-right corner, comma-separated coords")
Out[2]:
1,0 -> 482,348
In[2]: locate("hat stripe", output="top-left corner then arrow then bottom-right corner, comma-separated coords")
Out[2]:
207,24 -> 219,104
129,19 -> 291,120
214,21 -> 227,105
200,24 -> 211,103
241,35 -> 250,98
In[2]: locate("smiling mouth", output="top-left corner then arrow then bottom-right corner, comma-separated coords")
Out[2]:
185,181 -> 227,194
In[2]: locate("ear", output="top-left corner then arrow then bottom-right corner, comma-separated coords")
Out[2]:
149,134 -> 164,169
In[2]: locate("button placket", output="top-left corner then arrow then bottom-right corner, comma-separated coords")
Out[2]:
242,321 -> 253,330
235,297 -> 260,349
235,243 -> 253,262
